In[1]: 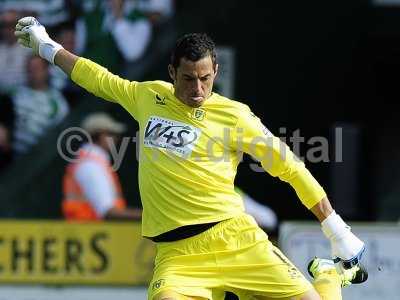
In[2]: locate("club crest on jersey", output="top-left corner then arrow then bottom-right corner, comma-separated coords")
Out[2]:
144,116 -> 201,157
152,279 -> 165,290
192,108 -> 206,121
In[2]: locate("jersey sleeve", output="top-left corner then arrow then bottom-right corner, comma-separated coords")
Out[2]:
71,57 -> 139,119
232,105 -> 326,209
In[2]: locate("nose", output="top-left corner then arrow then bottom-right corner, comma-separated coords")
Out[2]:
193,79 -> 202,94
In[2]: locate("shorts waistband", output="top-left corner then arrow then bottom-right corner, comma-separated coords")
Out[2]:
156,213 -> 258,250
149,221 -> 222,242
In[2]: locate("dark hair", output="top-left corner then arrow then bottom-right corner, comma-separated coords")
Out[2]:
170,33 -> 217,69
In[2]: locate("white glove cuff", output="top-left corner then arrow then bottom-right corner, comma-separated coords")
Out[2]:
39,41 -> 63,64
321,210 -> 349,239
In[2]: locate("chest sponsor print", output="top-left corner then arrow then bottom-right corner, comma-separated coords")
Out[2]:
144,116 -> 201,157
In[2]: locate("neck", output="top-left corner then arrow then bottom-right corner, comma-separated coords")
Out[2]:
30,82 -> 48,90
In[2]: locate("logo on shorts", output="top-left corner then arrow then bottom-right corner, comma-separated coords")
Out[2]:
273,249 -> 301,280
152,279 -> 165,290
144,116 -> 201,157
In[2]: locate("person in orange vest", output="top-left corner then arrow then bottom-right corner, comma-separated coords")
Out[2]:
62,112 -> 142,221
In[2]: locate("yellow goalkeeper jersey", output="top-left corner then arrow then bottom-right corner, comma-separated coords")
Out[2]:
71,58 -> 326,237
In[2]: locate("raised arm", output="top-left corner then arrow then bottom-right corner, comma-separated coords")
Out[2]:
15,17 -> 139,117
54,49 -> 79,76
310,196 -> 334,221
14,17 -> 76,72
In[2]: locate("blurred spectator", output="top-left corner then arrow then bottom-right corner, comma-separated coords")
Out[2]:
0,0 -> 76,31
75,0 -> 152,72
0,10 -> 31,92
0,124 -> 12,170
235,186 -> 278,232
49,24 -> 82,106
0,88 -> 14,172
0,92 -> 14,171
62,112 -> 142,221
11,56 -> 69,155
136,0 -> 174,25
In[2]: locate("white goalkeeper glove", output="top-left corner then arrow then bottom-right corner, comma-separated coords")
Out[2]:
14,16 -> 63,64
321,210 -> 365,274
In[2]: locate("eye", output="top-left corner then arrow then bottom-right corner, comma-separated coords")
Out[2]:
201,76 -> 211,82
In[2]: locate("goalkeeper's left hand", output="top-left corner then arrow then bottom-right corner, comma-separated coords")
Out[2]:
14,16 -> 63,64
321,211 -> 365,273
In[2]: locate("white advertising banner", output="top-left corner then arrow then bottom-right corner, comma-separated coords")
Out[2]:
279,222 -> 400,300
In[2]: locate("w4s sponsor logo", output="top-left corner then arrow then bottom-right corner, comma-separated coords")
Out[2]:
144,116 -> 201,157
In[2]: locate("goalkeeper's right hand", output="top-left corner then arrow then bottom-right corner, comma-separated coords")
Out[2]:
14,16 -> 63,64
321,211 -> 365,274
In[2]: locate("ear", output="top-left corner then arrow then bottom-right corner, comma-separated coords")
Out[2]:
214,63 -> 219,78
168,64 -> 176,82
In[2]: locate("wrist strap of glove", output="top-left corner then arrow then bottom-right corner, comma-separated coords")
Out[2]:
321,210 -> 350,239
39,41 -> 63,64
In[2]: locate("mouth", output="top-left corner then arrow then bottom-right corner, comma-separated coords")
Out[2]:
187,96 -> 204,107
190,96 -> 204,102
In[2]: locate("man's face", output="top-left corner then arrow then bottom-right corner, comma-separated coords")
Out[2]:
98,131 -> 120,153
27,57 -> 49,88
169,55 -> 218,108
0,11 -> 18,44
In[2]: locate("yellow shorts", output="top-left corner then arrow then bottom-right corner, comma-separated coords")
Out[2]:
148,214 -> 313,300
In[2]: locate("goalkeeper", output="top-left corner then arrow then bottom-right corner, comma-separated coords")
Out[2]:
15,17 -> 366,300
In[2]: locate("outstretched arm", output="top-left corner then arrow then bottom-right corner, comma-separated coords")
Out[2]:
310,196 -> 333,222
54,49 -> 79,76
312,197 -> 365,272
15,16 -> 140,117
14,16 -> 76,71
233,105 -> 365,273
